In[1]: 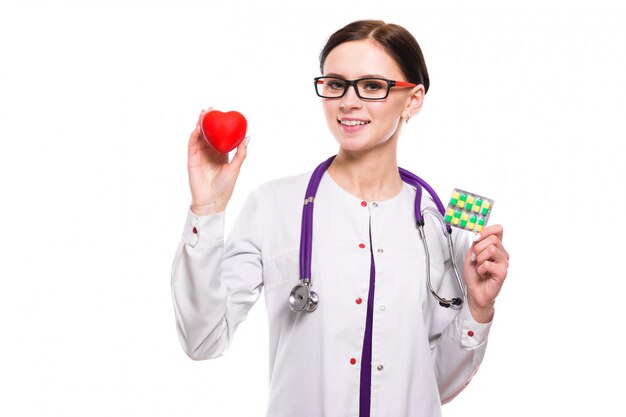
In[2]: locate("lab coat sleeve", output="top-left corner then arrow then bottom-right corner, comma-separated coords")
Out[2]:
429,231 -> 493,404
170,188 -> 263,361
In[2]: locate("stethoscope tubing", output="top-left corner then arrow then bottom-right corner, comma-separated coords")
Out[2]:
294,155 -> 465,312
398,167 -> 451,233
300,155 -> 335,281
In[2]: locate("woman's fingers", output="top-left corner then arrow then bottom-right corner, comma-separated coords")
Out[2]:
476,260 -> 507,285
472,225 -> 503,246
469,224 -> 509,281
474,244 -> 508,268
472,228 -> 509,261
188,110 -> 205,152
464,224 -> 510,310
229,136 -> 249,173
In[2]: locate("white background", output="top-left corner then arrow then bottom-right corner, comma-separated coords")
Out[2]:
1,0 -> 624,415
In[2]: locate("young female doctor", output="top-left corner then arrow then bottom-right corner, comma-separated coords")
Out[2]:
172,20 -> 510,417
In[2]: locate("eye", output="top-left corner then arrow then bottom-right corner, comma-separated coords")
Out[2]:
362,80 -> 386,91
327,79 -> 346,90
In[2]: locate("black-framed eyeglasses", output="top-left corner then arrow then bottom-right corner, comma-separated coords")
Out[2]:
314,76 -> 417,100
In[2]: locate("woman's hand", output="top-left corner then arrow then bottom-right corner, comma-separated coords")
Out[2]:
187,108 -> 248,216
462,224 -> 509,323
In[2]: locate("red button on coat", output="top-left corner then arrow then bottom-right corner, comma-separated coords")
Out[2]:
361,201 -> 367,207
355,297 -> 362,304
359,243 -> 366,249
192,227 -> 197,234
350,358 -> 357,365
468,330 -> 475,337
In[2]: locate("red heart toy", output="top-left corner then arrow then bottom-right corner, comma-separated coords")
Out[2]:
201,110 -> 247,153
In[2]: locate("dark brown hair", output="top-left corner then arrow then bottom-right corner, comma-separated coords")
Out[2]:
319,20 -> 430,93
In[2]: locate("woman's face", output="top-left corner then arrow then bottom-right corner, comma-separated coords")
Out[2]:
321,39 -> 424,153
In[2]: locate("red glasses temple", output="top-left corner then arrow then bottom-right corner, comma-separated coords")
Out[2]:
394,81 -> 416,87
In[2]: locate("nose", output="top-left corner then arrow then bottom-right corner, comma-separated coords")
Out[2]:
338,83 -> 362,111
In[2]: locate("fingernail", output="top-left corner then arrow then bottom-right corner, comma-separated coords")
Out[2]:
473,233 -> 481,242
244,136 -> 250,146
471,252 -> 476,262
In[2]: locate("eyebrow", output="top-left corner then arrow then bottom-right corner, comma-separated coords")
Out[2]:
324,72 -> 389,79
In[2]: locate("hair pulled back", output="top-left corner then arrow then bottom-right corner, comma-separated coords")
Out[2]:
319,20 -> 430,94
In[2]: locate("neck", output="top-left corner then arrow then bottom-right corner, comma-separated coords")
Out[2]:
327,140 -> 403,202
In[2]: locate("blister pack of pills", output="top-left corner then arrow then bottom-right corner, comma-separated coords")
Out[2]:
444,189 -> 494,232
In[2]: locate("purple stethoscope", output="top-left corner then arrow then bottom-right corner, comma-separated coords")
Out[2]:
289,155 -> 466,313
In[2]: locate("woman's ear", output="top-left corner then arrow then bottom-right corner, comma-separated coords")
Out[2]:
404,84 -> 425,119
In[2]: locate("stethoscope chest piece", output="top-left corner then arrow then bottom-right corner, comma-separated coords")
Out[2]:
289,282 -> 319,312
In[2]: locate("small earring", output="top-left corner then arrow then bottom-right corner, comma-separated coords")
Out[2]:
403,115 -> 410,125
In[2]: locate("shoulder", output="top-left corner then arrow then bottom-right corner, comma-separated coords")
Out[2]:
250,170 -> 314,214
257,170 -> 313,193
257,170 -> 312,195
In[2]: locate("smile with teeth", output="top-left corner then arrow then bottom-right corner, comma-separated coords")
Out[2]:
339,119 -> 371,126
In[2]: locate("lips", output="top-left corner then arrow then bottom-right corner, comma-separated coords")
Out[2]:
338,118 -> 371,126
337,118 -> 370,134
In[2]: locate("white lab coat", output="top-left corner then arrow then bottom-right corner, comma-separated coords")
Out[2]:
171,169 -> 492,417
